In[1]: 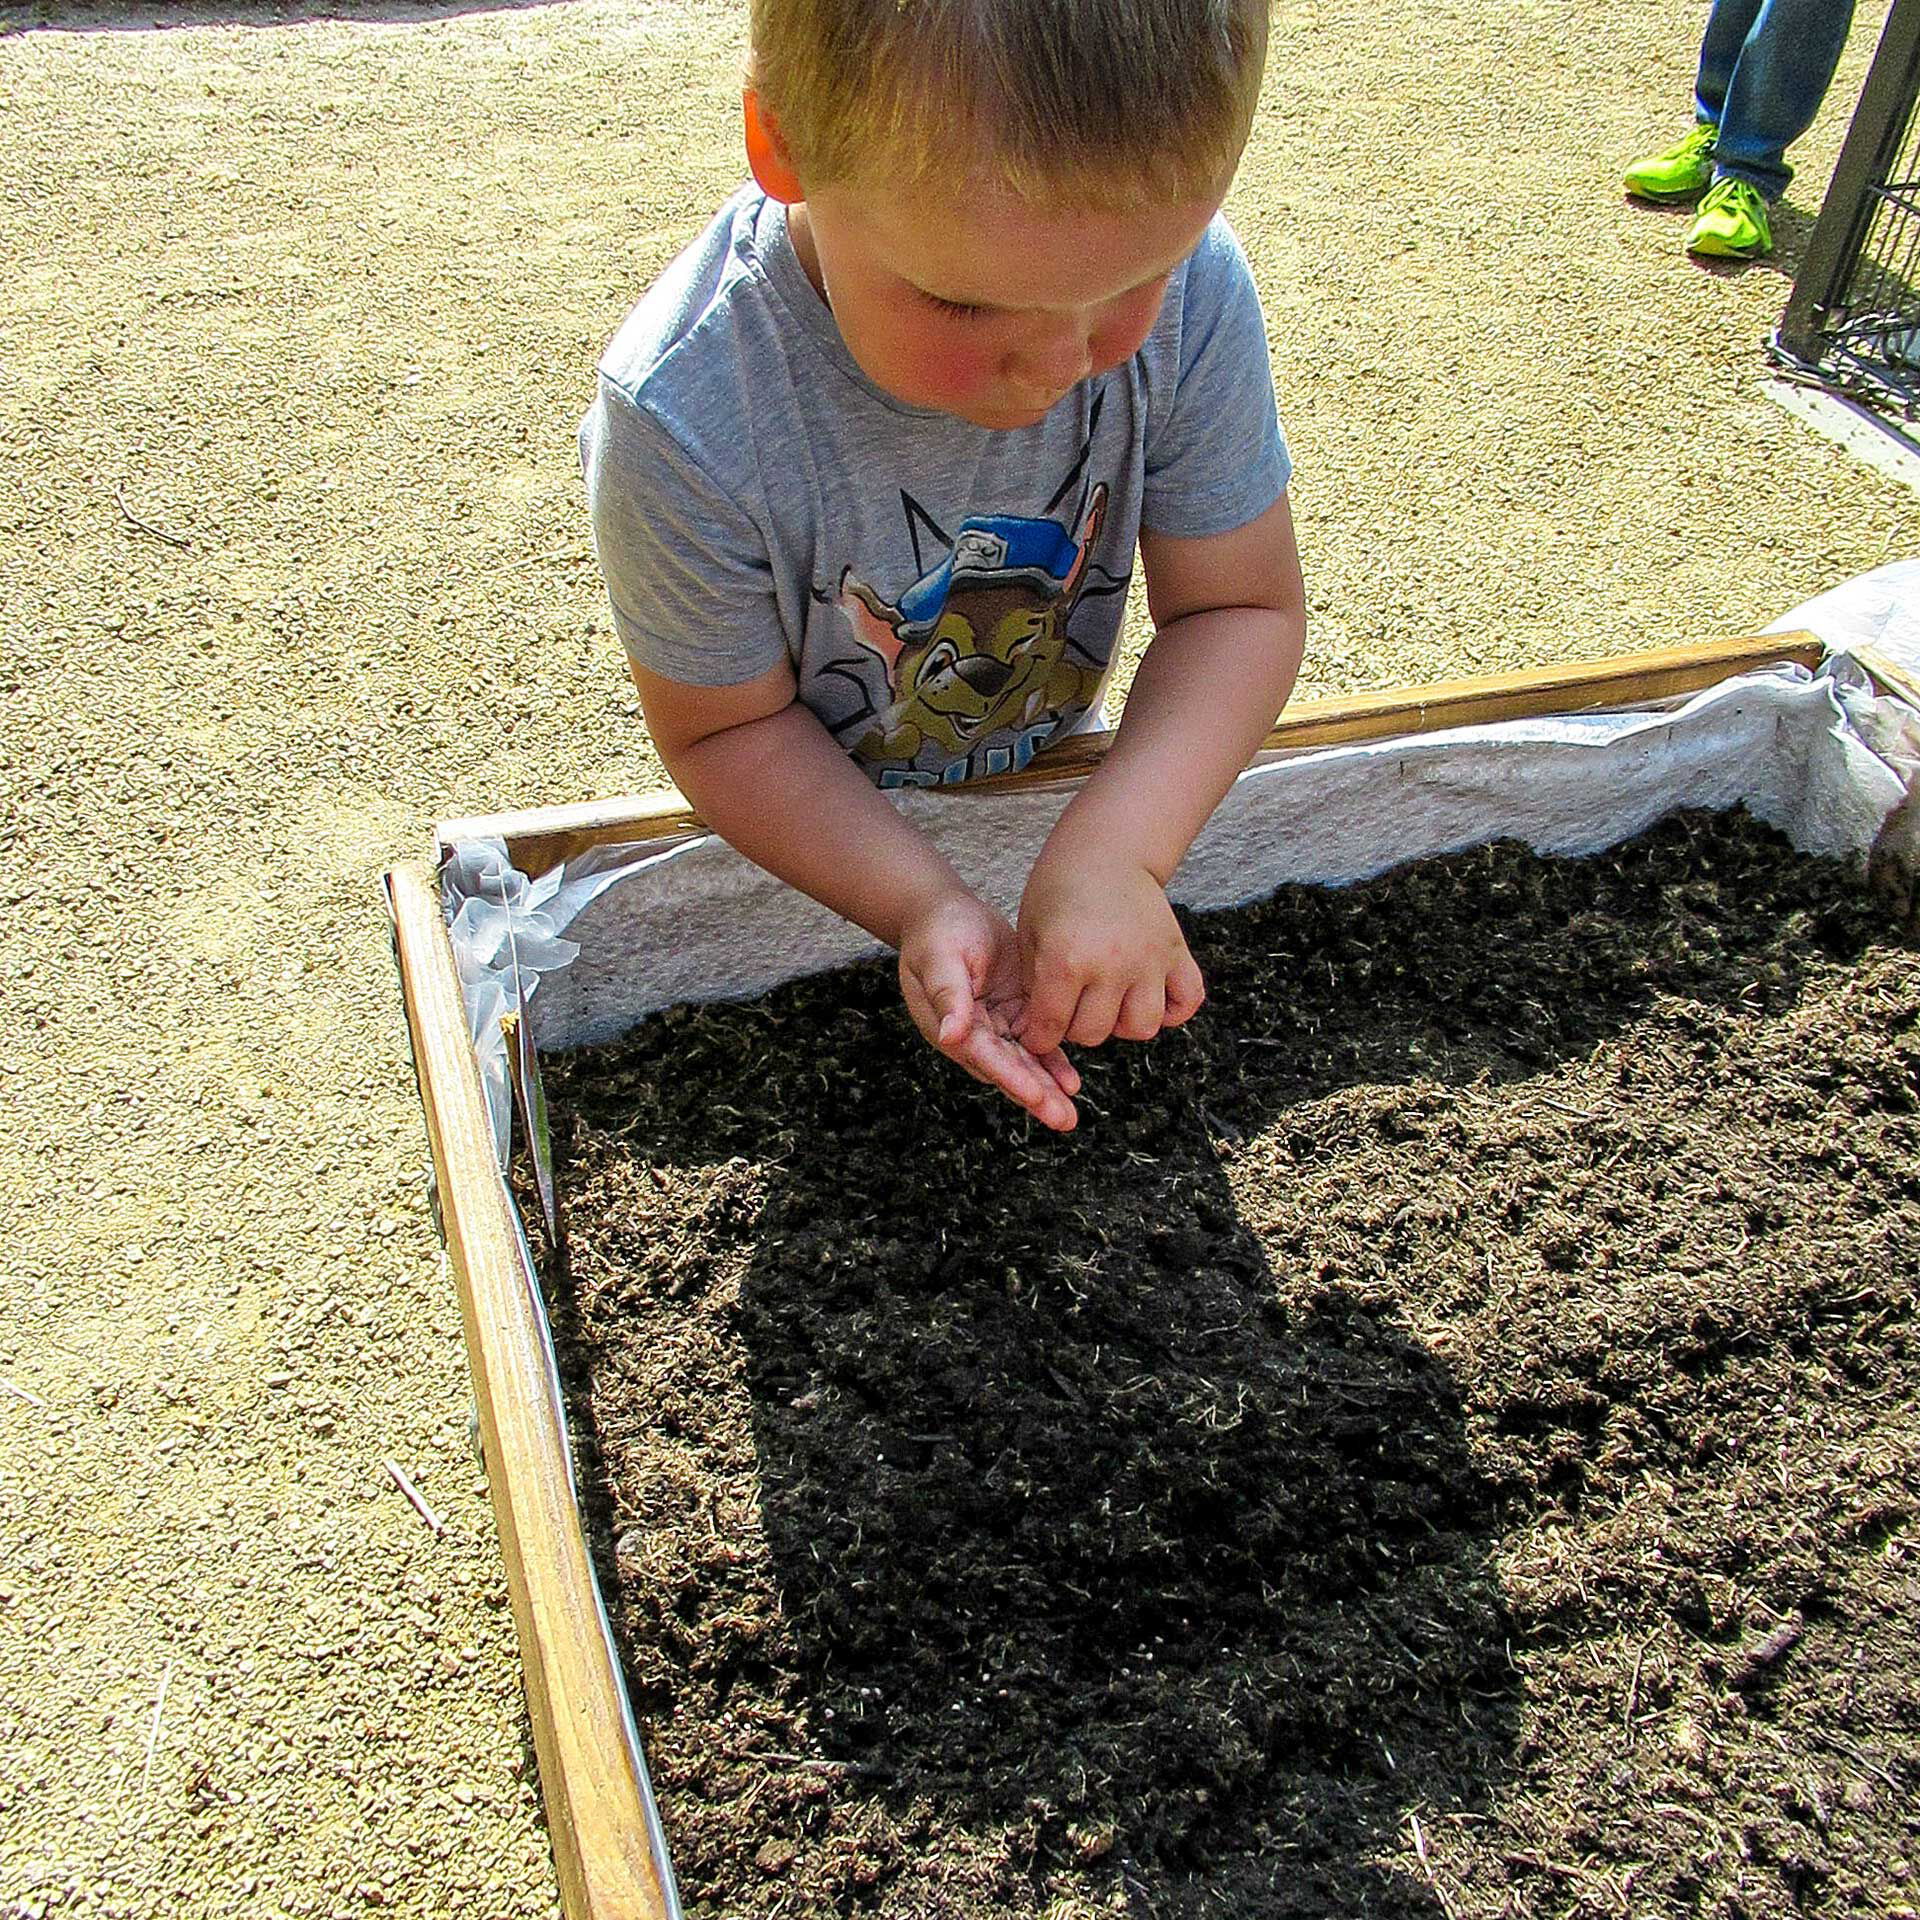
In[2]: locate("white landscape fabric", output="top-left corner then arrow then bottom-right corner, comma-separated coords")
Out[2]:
1768,557 -> 1920,678
439,564 -> 1920,1157
443,650 -> 1908,1128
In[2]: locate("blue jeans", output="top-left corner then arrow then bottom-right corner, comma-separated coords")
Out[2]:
1695,0 -> 1857,200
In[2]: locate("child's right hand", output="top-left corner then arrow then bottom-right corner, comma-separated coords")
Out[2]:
897,891 -> 1082,1133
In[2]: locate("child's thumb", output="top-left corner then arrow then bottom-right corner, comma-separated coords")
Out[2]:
935,997 -> 975,1050
921,954 -> 975,1049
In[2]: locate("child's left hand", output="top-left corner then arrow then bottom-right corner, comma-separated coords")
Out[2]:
897,888 -> 1084,1132
1016,850 -> 1206,1055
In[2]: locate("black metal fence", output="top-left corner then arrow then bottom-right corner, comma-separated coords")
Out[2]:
1773,0 -> 1920,423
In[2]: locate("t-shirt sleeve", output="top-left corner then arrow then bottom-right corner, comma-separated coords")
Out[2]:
579,380 -> 788,687
1140,218 -> 1292,540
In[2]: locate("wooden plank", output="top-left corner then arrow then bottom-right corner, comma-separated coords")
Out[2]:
437,633 -> 1825,879
1857,640 -> 1920,716
385,865 -> 671,1920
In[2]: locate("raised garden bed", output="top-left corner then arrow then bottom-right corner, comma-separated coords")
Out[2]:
536,807 -> 1919,1920
388,635 -> 1920,1918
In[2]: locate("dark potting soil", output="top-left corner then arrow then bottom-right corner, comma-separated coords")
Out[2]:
532,808 -> 1920,1919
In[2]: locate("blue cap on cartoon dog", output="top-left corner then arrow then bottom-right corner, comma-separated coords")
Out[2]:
895,513 -> 1084,631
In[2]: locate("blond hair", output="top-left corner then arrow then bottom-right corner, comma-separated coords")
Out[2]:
749,0 -> 1270,206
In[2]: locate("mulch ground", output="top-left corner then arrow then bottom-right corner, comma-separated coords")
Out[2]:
532,808 -> 1920,1919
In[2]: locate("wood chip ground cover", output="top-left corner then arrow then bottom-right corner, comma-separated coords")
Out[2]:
538,810 -> 1920,1919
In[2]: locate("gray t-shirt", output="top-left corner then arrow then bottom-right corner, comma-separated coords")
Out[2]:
581,187 -> 1290,790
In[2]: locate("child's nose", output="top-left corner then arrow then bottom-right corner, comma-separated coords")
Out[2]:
1011,324 -> 1094,396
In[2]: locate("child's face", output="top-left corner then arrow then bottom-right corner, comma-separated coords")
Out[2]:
789,177 -> 1222,431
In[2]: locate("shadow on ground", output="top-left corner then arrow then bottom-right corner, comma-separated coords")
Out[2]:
1628,193 -> 1836,286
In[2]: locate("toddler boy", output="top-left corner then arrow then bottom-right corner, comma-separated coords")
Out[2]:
581,0 -> 1306,1133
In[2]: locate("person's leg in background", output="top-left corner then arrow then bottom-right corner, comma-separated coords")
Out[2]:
1626,0 -> 1857,257
1693,0 -> 1768,156
1624,0 -> 1762,202
1701,0 -> 1858,201
1689,0 -> 1858,256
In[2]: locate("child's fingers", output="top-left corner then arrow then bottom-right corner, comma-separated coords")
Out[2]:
1013,1074 -> 1079,1133
1163,954 -> 1207,1029
1064,981 -> 1126,1049
1113,978 -> 1167,1042
1019,1072 -> 1079,1133
1017,946 -> 1088,1055
960,1028 -> 1078,1132
1034,1044 -> 1082,1099
900,950 -> 977,1049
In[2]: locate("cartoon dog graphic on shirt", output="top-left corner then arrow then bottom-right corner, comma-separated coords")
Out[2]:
833,484 -> 1110,769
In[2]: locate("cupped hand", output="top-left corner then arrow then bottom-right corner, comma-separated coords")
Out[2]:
897,890 -> 1082,1132
1016,852 -> 1206,1057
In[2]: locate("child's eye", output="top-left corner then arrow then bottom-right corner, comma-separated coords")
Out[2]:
922,291 -> 988,320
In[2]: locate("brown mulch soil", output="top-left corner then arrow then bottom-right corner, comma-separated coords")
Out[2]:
534,808 -> 1920,1919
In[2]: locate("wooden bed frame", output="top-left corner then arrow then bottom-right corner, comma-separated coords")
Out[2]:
387,632 -> 1857,1920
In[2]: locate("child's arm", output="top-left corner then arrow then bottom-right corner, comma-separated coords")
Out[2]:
1017,491 -> 1306,1054
631,659 -> 1082,1131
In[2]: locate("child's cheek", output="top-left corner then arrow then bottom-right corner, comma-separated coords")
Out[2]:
911,338 -> 998,406
1098,280 -> 1167,374
1091,303 -> 1162,375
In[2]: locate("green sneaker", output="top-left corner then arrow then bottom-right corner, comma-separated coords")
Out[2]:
1623,122 -> 1719,201
1686,176 -> 1773,259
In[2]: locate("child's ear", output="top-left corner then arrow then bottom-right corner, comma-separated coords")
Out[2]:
744,90 -> 805,204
